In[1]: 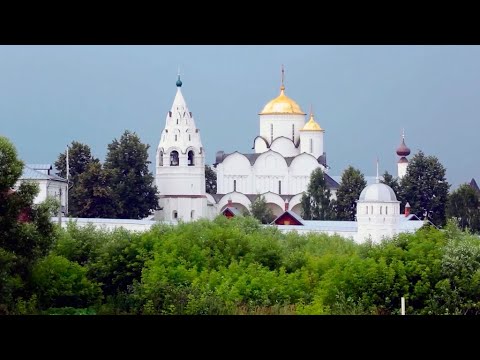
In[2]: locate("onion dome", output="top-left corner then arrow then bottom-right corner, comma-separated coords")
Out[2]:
259,65 -> 305,115
176,74 -> 182,87
301,110 -> 324,131
259,86 -> 305,115
396,133 -> 411,157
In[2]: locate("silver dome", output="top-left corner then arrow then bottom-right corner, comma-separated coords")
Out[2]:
358,183 -> 398,202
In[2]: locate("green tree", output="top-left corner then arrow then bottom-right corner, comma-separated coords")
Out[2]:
0,136 -> 57,313
446,184 -> 480,233
205,165 -> 217,194
55,141 -> 99,217
399,151 -> 450,226
301,168 -> 334,220
32,254 -> 102,310
335,166 -> 367,221
55,141 -> 98,179
104,130 -> 159,219
249,195 -> 276,224
72,162 -> 118,218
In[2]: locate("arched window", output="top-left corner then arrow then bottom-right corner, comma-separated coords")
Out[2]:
176,119 -> 179,125
380,206 -> 382,215
234,180 -> 237,192
366,206 -> 368,215
191,210 -> 195,219
278,180 -> 282,195
159,151 -> 163,166
170,151 -> 179,166
188,150 -> 195,166
173,210 -> 178,219
270,124 -> 273,143
189,134 -> 191,141
386,206 -> 388,215
175,135 -> 178,142
292,124 -> 295,141
310,138 -> 313,153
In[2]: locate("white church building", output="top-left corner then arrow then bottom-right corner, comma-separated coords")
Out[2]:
152,70 -> 423,243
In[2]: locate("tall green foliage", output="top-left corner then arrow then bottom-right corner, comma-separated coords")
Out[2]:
249,195 -> 275,224
399,151 -> 450,226
446,184 -> 480,233
205,165 -> 217,194
55,141 -> 99,217
104,130 -> 159,219
73,163 -> 118,218
301,168 -> 334,220
0,136 -> 57,314
335,166 -> 367,221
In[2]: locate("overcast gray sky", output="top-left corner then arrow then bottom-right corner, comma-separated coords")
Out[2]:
1,45 -> 478,188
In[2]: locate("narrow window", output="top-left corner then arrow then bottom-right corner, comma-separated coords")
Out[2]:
170,151 -> 179,166
175,135 -> 178,141
386,206 -> 388,215
159,151 -> 163,166
234,180 -> 237,192
270,124 -> 273,143
173,211 -> 178,219
176,119 -> 179,125
310,138 -> 313,153
371,206 -> 373,214
188,150 -> 195,166
189,134 -> 191,141
278,180 -> 282,195
292,124 -> 295,141
380,206 -> 382,215
366,206 -> 368,215
191,210 -> 195,219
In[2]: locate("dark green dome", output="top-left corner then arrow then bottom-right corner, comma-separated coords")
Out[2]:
176,75 -> 182,87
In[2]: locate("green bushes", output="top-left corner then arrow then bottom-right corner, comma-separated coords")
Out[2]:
7,215 -> 480,315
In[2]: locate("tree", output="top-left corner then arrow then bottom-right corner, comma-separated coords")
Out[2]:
55,141 -> 98,179
301,168 -> 334,220
381,170 -> 404,213
205,165 -> 217,194
399,151 -> 450,226
446,184 -> 480,233
72,162 -> 118,218
31,254 -> 102,310
104,130 -> 159,219
335,166 -> 367,221
55,141 -> 99,217
249,195 -> 276,224
0,136 -> 57,313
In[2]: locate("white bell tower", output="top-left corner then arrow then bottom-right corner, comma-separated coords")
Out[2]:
154,73 -> 207,222
396,130 -> 411,179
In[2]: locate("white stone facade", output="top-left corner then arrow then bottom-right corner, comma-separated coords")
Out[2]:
16,164 -> 68,213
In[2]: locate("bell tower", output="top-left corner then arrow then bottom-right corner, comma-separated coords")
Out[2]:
155,73 -> 207,222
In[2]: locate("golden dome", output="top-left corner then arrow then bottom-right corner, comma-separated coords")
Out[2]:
259,86 -> 306,115
301,113 -> 324,132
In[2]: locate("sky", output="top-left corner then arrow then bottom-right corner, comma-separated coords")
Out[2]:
1,45 -> 479,188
